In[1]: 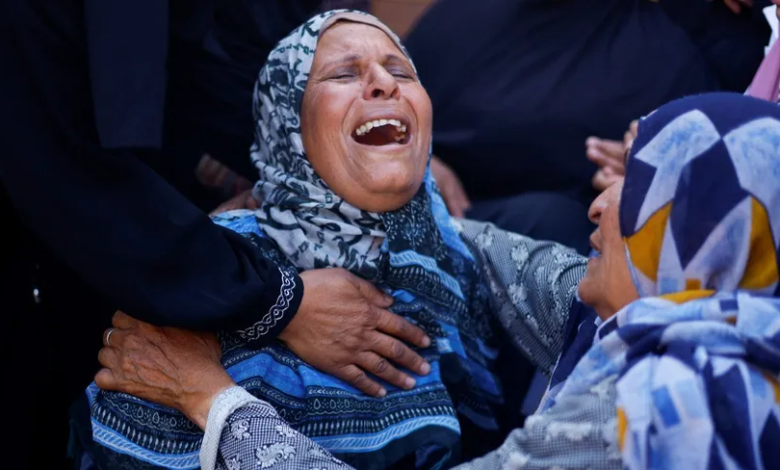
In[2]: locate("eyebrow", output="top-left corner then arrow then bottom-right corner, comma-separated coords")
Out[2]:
325,53 -> 409,68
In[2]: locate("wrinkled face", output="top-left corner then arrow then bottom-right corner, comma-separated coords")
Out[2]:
301,22 -> 433,212
577,181 -> 640,320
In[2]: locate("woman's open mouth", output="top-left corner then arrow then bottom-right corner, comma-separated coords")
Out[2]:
589,234 -> 602,258
352,118 -> 410,146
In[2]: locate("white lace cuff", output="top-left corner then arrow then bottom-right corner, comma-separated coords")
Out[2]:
200,386 -> 262,470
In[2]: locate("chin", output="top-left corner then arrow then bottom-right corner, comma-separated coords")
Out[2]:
360,184 -> 421,212
348,175 -> 424,212
577,273 -> 599,307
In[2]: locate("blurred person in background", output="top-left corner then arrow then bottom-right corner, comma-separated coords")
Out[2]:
588,0 -> 780,193
401,0 -> 769,254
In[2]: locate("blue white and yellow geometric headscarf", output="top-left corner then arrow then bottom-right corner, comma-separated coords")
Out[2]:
554,93 -> 780,470
621,92 -> 780,300
615,93 -> 780,469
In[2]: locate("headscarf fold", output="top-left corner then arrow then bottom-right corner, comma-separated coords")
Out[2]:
547,93 -> 780,470
81,11 -> 503,470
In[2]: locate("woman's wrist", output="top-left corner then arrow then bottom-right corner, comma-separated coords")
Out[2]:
179,370 -> 236,430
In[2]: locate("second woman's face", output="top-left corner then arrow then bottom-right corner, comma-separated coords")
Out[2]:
578,181 -> 640,320
301,22 -> 433,213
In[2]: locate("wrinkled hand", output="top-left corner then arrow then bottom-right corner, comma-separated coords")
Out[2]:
587,120 -> 637,192
210,189 -> 261,215
281,268 -> 432,397
430,155 -> 471,217
95,312 -> 234,430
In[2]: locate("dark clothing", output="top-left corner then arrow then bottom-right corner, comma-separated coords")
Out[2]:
0,1 -> 318,467
0,0 -> 306,338
405,0 -> 769,204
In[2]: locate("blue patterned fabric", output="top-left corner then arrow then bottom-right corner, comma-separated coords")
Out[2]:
80,10 -> 503,470
541,93 -> 780,470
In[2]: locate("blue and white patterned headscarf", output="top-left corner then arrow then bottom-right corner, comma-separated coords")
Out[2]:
82,11 -> 503,470
550,93 -> 780,470
250,10 -> 416,280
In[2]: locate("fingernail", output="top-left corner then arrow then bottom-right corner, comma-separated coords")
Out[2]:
377,388 -> 387,398
384,294 -> 394,304
586,137 -> 598,146
420,362 -> 431,375
421,336 -> 431,348
404,377 -> 416,389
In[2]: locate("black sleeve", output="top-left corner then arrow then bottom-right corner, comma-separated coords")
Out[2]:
84,0 -> 169,151
1,143 -> 302,343
0,0 -> 302,344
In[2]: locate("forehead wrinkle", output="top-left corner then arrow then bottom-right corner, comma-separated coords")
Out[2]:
320,22 -> 404,60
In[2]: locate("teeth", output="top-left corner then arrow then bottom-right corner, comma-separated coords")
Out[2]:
354,119 -> 408,137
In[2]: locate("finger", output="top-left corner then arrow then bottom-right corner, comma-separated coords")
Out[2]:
97,346 -> 119,370
588,147 -> 626,173
103,326 -> 126,349
592,170 -> 611,192
586,148 -> 616,168
95,368 -> 119,391
211,197 -> 244,215
371,333 -> 430,376
374,309 -> 431,348
585,142 -> 620,165
450,181 -> 471,212
336,365 -> 386,397
623,125 -> 637,149
594,171 -> 623,191
196,154 -> 213,175
586,137 -> 621,158
593,140 -> 625,161
448,206 -> 465,218
245,194 -> 260,210
103,328 -> 115,347
233,176 -> 254,194
629,120 -> 639,137
352,275 -> 394,307
196,155 -> 221,185
357,351 -> 416,391
112,310 -> 135,329
624,130 -> 633,148
723,0 -> 741,13
445,191 -> 466,218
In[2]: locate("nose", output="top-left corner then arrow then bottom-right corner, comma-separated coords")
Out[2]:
363,64 -> 400,101
588,190 -> 609,225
